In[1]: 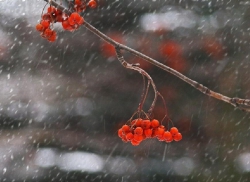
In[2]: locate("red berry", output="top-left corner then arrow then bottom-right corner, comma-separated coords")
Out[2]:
126,133 -> 134,141
42,13 -> 52,21
133,134 -> 143,142
88,0 -> 97,8
131,139 -> 140,146
41,20 -> 50,29
62,20 -> 75,31
44,28 -> 53,37
122,125 -> 130,133
163,131 -> 172,141
159,125 -> 165,129
156,127 -> 165,137
47,31 -> 56,42
55,9 -> 62,16
118,129 -> 123,138
47,6 -> 56,14
170,127 -> 179,136
122,135 -> 128,143
141,119 -> 151,129
131,118 -> 142,127
151,128 -> 158,138
135,119 -> 142,127
56,15 -> 63,22
68,12 -> 84,26
144,129 -> 152,138
158,135 -> 165,141
75,0 -> 82,5
165,137 -> 173,143
134,127 -> 143,135
36,24 -> 44,32
173,133 -> 182,141
151,119 -> 159,128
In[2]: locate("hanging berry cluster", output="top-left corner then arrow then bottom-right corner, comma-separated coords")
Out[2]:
118,118 -> 182,146
35,0 -> 97,42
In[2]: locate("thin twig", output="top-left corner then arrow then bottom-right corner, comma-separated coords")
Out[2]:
139,79 -> 150,111
138,74 -> 150,112
43,0 -> 250,112
157,92 -> 174,128
115,48 -> 158,115
138,74 -> 146,111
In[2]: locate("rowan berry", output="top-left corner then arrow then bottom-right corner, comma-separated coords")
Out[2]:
165,137 -> 173,143
163,131 -> 172,141
122,125 -> 130,133
144,129 -> 152,138
131,139 -> 140,146
55,15 -> 63,23
55,10 -> 63,22
151,119 -> 159,128
42,13 -> 52,21
88,0 -> 97,8
36,24 -> 44,32
141,119 -> 151,129
158,135 -> 165,141
118,129 -> 123,138
68,12 -> 84,26
151,128 -> 158,138
135,119 -> 142,127
44,28 -> 53,37
131,118 -> 142,127
75,4 -> 86,13
122,135 -> 128,143
159,125 -> 165,129
173,132 -> 182,142
126,133 -> 134,141
134,127 -> 143,135
47,6 -> 56,14
75,0 -> 82,5
41,20 -> 50,29
170,127 -> 179,136
62,19 -> 75,31
133,134 -> 143,142
47,31 -> 57,42
156,127 -> 165,137
55,9 -> 62,16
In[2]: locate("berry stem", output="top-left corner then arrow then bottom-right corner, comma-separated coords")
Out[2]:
138,75 -> 150,112
157,92 -> 174,127
43,0 -> 250,113
115,48 -> 158,115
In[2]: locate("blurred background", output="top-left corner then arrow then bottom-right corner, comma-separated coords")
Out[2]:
0,0 -> 250,181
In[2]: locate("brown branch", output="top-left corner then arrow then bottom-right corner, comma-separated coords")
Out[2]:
115,48 -> 158,115
43,0 -> 250,112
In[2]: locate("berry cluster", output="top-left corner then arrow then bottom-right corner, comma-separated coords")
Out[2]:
62,12 -> 84,31
118,118 -> 182,146
35,6 -> 61,42
75,0 -> 97,12
36,0 -> 97,42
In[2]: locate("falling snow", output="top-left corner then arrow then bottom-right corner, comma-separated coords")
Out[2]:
0,0 -> 250,182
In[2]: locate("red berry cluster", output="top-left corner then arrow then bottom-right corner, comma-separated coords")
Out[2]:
118,118 -> 182,146
74,0 -> 97,12
62,12 -> 84,31
36,0 -> 97,42
35,6 -> 61,42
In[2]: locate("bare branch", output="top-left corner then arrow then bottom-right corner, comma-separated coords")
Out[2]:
43,0 -> 250,112
115,48 -> 158,115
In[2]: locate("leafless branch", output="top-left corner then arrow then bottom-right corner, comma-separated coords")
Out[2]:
43,0 -> 250,112
115,48 -> 158,115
